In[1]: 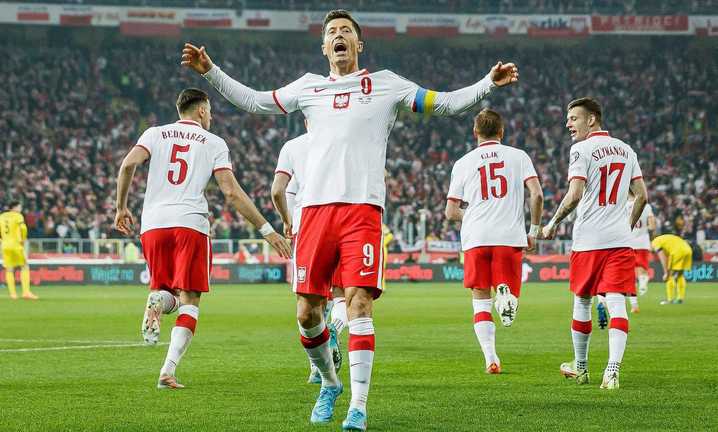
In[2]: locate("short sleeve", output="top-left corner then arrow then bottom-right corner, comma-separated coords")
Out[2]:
273,74 -> 309,114
567,145 -> 588,182
447,163 -> 465,202
135,127 -> 158,156
213,139 -> 233,173
286,177 -> 299,194
275,143 -> 294,178
522,152 -> 539,184
630,152 -> 643,180
651,237 -> 662,251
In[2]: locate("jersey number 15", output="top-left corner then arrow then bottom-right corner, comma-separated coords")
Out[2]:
478,162 -> 507,200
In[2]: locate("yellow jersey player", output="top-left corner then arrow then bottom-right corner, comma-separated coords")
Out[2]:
651,233 -> 693,305
0,201 -> 38,300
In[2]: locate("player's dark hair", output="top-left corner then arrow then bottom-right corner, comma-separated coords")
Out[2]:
473,109 -> 503,140
322,9 -> 362,39
8,200 -> 20,209
568,97 -> 602,124
176,88 -> 209,114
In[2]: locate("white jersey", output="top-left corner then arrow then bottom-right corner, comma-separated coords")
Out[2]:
275,134 -> 310,235
627,200 -> 653,250
136,119 -> 232,235
448,141 -> 538,250
205,66 -> 494,209
567,131 -> 643,251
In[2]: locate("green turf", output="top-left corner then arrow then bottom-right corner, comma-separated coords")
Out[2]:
0,282 -> 716,431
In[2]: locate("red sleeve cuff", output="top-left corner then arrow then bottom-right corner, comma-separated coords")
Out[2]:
135,144 -> 151,156
569,176 -> 587,182
524,175 -> 538,185
275,170 -> 292,179
272,90 -> 288,114
631,176 -> 643,181
213,167 -> 233,174
447,197 -> 463,203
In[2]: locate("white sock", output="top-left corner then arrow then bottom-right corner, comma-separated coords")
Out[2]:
571,296 -> 592,370
597,295 -> 607,307
606,293 -> 628,368
638,274 -> 649,291
348,317 -> 375,412
299,320 -> 339,387
160,304 -> 198,377
629,295 -> 638,308
331,297 -> 348,336
158,290 -> 179,314
472,299 -> 497,367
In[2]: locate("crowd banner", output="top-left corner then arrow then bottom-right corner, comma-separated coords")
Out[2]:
3,262 -> 716,286
0,5 -> 716,37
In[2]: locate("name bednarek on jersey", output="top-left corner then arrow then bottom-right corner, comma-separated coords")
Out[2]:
136,119 -> 232,236
448,141 -> 538,250
204,65 -> 495,209
568,131 -> 643,252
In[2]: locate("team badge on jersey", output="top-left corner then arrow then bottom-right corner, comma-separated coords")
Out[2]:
333,93 -> 351,109
297,266 -> 307,283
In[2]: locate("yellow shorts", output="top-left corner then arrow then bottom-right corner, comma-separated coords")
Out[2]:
2,247 -> 26,268
669,252 -> 692,271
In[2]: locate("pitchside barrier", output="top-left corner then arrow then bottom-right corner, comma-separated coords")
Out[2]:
1,261 -> 717,286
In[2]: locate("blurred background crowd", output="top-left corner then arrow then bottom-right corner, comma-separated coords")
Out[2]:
0,28 -> 715,249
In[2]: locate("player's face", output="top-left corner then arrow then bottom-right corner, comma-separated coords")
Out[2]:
565,107 -> 593,142
321,18 -> 363,70
199,101 -> 212,130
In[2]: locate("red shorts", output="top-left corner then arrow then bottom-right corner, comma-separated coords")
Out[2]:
463,246 -> 523,297
331,267 -> 343,288
634,249 -> 650,270
293,203 -> 383,299
570,247 -> 635,297
141,227 -> 212,292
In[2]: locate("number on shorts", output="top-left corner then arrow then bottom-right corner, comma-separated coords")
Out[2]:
362,243 -> 374,267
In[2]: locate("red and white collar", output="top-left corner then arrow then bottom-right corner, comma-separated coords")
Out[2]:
478,140 -> 501,147
328,68 -> 369,81
587,130 -> 609,138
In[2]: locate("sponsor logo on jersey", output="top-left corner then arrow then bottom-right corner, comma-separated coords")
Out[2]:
333,92 -> 351,109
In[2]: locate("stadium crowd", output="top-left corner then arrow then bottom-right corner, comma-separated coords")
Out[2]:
0,35 -> 716,247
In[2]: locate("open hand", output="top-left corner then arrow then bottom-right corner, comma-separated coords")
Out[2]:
181,43 -> 214,75
490,61 -> 519,87
265,232 -> 292,259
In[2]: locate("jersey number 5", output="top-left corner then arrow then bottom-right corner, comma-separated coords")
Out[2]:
478,162 -> 507,200
598,162 -> 625,206
168,144 -> 190,185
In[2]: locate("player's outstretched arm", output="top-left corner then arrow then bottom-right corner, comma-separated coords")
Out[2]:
525,177 -> 544,251
114,146 -> 149,236
182,43 -> 290,115
270,173 -> 293,238
628,177 -> 648,230
426,62 -> 518,116
542,178 -> 585,240
214,170 -> 292,259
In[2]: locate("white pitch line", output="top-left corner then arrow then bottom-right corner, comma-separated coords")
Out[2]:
0,342 -> 167,353
0,338 -> 140,344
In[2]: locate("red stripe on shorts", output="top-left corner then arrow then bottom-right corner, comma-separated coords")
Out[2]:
300,327 -> 330,349
610,317 -> 629,333
348,333 -> 375,352
571,319 -> 592,334
176,314 -> 197,334
473,312 -> 493,323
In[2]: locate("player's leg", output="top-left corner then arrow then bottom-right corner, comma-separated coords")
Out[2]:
3,262 -> 17,299
19,262 -> 37,299
337,204 -> 383,431
139,230 -> 177,344
464,247 -> 499,372
598,248 -> 634,390
661,269 -> 677,305
331,286 -> 348,337
491,246 -> 522,327
596,294 -> 608,329
628,268 -> 640,314
158,290 -> 200,389
293,205 -> 343,423
602,292 -> 628,390
142,289 -> 180,345
675,270 -> 686,304
472,288 -> 500,373
635,250 -> 650,296
343,286 -> 375,431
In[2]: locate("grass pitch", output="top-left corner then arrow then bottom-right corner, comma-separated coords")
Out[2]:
1,282 -> 716,431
